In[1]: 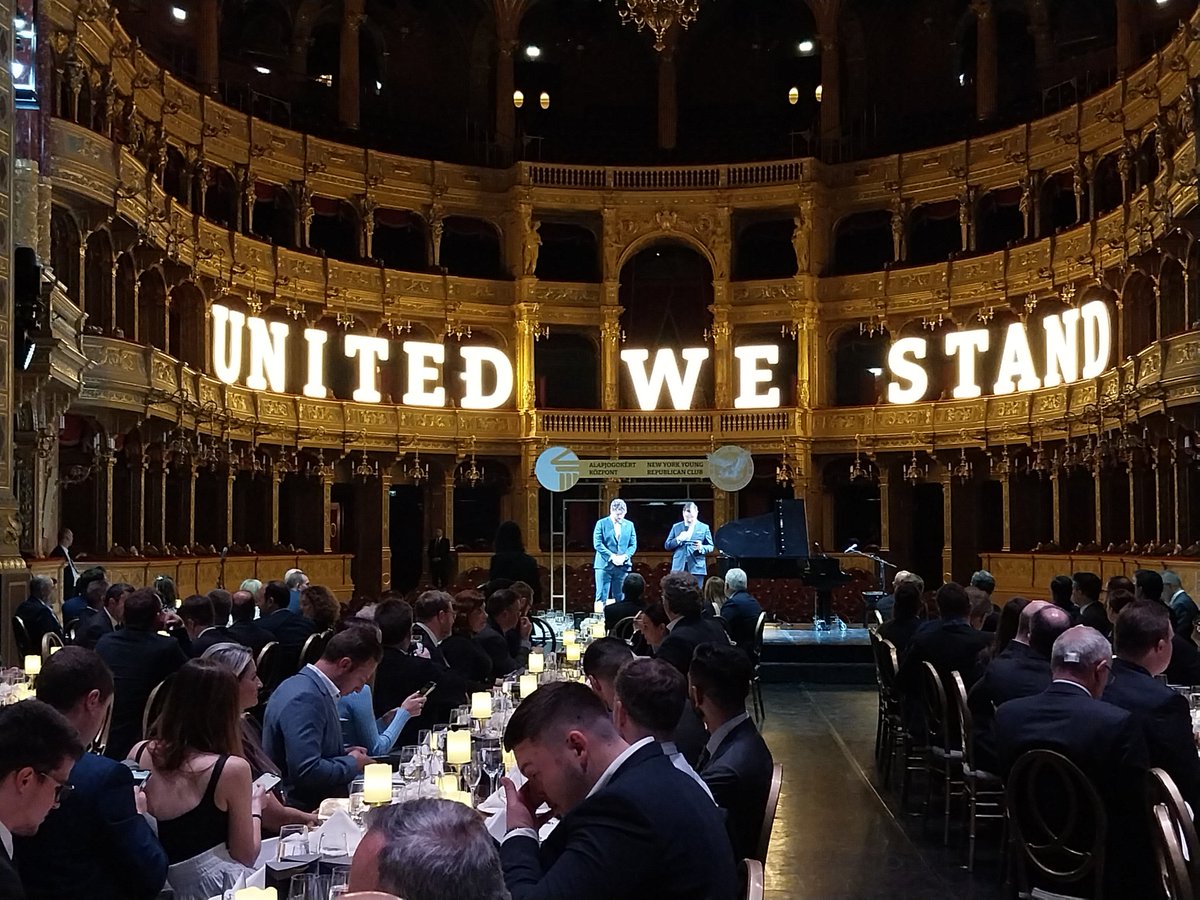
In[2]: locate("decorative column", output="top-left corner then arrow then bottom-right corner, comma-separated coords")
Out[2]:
224,465 -> 236,551
939,470 -> 953,582
517,444 -> 539,555
1051,469 -> 1061,545
1094,465 -> 1104,547
339,0 -> 366,129
972,0 -> 997,123
601,303 -> 622,410
1153,457 -> 1162,545
1116,0 -> 1139,75
183,461 -> 198,548
321,467 -> 334,553
442,477 -> 455,546
710,303 -> 731,408
146,456 -> 167,549
95,445 -> 116,553
380,469 -> 393,591
657,27 -> 679,151
270,464 -> 282,546
128,452 -> 146,551
878,467 -> 890,553
515,303 -> 540,415
999,468 -> 1011,552
197,0 -> 220,95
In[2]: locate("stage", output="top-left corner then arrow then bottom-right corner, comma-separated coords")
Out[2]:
761,625 -> 875,685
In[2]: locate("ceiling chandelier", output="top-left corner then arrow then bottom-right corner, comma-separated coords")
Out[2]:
615,0 -> 700,51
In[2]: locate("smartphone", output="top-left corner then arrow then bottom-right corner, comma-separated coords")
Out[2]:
253,772 -> 281,793
418,681 -> 438,698
129,769 -> 151,787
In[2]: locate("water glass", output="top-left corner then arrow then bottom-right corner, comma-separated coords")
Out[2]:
288,873 -> 330,900
398,745 -> 423,783
277,825 -> 311,861
481,745 -> 504,795
318,828 -> 350,858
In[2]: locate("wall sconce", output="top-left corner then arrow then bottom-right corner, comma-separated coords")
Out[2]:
814,84 -> 823,103
513,90 -> 524,108
787,86 -> 799,106
539,92 -> 550,110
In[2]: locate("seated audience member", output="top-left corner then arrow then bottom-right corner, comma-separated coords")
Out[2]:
284,570 -> 310,614
127,659 -> 264,900
605,573 -> 647,632
499,682 -> 738,900
968,602 -> 1071,771
178,594 -> 216,657
71,579 -> 109,639
632,602 -> 670,657
689,643 -> 774,862
995,625 -> 1151,897
875,570 -> 924,623
1049,574 -> 1080,623
238,579 -> 263,602
189,591 -> 233,655
442,591 -> 494,693
412,590 -> 456,666
262,626 -> 381,810
76,582 -> 131,650
1163,570 -> 1198,642
702,576 -> 725,619
1103,600 -> 1200,814
1110,585 -> 1200,686
227,590 -> 273,655
967,588 -> 994,631
896,582 -> 993,695
97,588 -> 188,761
337,619 -> 427,756
877,582 -> 922,656
209,589 -> 233,626
63,568 -> 104,625
1135,569 -> 1165,606
507,581 -> 536,656
0,700 -> 85,899
977,597 -> 1029,668
970,569 -> 997,603
657,572 -> 729,677
300,584 -> 341,633
1073,571 -> 1109,639
581,638 -> 634,711
257,580 -> 317,665
201,643 -> 316,834
475,589 -> 532,677
349,799 -> 508,900
720,568 -> 764,653
14,648 -> 167,900
613,656 -> 712,799
15,575 -> 63,651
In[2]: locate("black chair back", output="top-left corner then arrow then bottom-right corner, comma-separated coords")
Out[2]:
256,641 -> 286,696
1148,767 -> 1199,889
300,630 -> 331,667
919,661 -> 952,750
1152,802 -> 1193,900
11,615 -> 30,657
611,616 -> 637,641
1005,748 -> 1106,897
41,631 -> 65,660
141,677 -> 171,741
529,616 -> 557,653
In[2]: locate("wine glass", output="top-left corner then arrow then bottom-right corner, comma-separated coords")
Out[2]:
398,745 -> 423,784
277,825 -> 311,861
481,745 -> 504,796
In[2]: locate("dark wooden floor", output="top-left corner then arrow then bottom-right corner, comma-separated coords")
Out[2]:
760,684 -> 1006,900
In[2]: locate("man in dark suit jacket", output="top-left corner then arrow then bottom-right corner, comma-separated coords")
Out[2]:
263,627 -> 378,811
48,528 -> 80,599
657,572 -> 730,677
1164,570 -> 1199,642
427,529 -> 452,588
15,647 -> 167,900
0,697 -> 86,900
995,625 -> 1153,898
690,643 -> 774,862
499,682 -> 738,900
1102,600 -> 1200,813
257,580 -> 317,668
604,572 -> 646,632
968,602 -> 1071,771
95,589 -> 188,761
15,575 -> 63,653
1072,571 -> 1111,639
75,583 -> 131,651
718,567 -> 764,653
896,581 -> 992,695
474,589 -> 531,677
226,590 -> 273,655
372,599 -> 467,745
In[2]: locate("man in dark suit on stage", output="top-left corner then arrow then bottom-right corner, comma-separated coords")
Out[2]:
427,528 -> 452,589
15,575 -> 63,654
996,625 -> 1152,898
0,699 -> 84,900
656,572 -> 729,678
1103,600 -> 1200,813
663,502 -> 714,586
15,648 -> 167,900
499,681 -> 738,900
95,589 -> 188,761
690,643 -> 774,862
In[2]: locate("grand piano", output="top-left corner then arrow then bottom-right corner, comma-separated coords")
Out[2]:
714,499 -> 851,623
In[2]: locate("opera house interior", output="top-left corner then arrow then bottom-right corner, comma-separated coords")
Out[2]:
3,0 -> 1200,897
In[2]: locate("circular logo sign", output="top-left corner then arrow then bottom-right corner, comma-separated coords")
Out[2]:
535,446 -> 581,492
708,445 -> 754,492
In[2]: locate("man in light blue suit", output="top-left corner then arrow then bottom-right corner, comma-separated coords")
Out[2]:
664,502 -> 714,586
594,499 -> 637,603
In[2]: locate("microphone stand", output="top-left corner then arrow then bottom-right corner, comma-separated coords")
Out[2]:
844,547 -> 897,625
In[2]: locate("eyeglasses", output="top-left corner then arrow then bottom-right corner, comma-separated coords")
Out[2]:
37,770 -> 74,803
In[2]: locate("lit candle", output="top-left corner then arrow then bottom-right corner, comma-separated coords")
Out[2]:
437,773 -> 460,796
590,622 -> 605,639
528,652 -> 544,674
563,629 -> 577,645
503,748 -> 517,772
446,729 -> 472,765
470,692 -> 493,719
23,655 -> 40,677
234,889 -> 278,900
445,790 -> 473,807
519,674 -> 538,698
565,644 -> 581,663
362,763 -> 392,805
593,600 -> 604,615
49,645 -> 61,655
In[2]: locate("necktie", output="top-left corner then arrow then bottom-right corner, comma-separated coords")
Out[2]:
697,747 -> 711,770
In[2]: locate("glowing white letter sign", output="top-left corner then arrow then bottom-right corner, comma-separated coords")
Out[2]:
621,348 -> 711,410
884,301 -> 1113,404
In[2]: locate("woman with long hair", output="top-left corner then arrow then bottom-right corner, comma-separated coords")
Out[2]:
488,520 -> 542,607
442,590 -> 494,692
127,658 -> 264,900
200,643 -> 316,834
703,576 -> 725,618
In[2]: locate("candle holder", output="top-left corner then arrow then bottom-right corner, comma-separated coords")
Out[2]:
528,651 -> 545,675
519,673 -> 538,699
362,763 -> 393,807
446,729 -> 472,767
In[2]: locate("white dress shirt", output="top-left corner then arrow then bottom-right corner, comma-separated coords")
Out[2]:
414,621 -> 442,648
704,712 -> 750,759
306,663 -> 340,701
661,740 -> 714,801
0,818 -> 12,861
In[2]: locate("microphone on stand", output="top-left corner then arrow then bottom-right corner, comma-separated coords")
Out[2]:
843,542 -> 858,554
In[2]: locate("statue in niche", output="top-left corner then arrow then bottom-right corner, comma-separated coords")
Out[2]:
791,214 -> 808,273
523,221 -> 542,277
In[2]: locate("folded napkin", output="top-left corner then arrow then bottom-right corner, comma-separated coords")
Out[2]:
314,809 -> 364,857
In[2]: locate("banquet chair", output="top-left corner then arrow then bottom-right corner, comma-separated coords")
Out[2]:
744,858 -> 764,900
1148,767 -> 1199,888
949,671 -> 1005,871
299,629 -> 331,667
920,662 -> 964,846
90,699 -> 113,756
1151,802 -> 1193,900
749,611 -> 767,722
141,678 -> 170,740
1006,749 -> 1106,899
611,616 -> 637,642
756,763 -> 783,864
529,616 -> 557,653
11,615 -> 30,657
255,641 -> 285,696
41,630 -> 64,660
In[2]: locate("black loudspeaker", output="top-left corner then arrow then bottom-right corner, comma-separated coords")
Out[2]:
13,246 -> 40,371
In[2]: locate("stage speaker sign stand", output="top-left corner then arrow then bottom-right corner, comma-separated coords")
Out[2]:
536,445 -> 755,613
